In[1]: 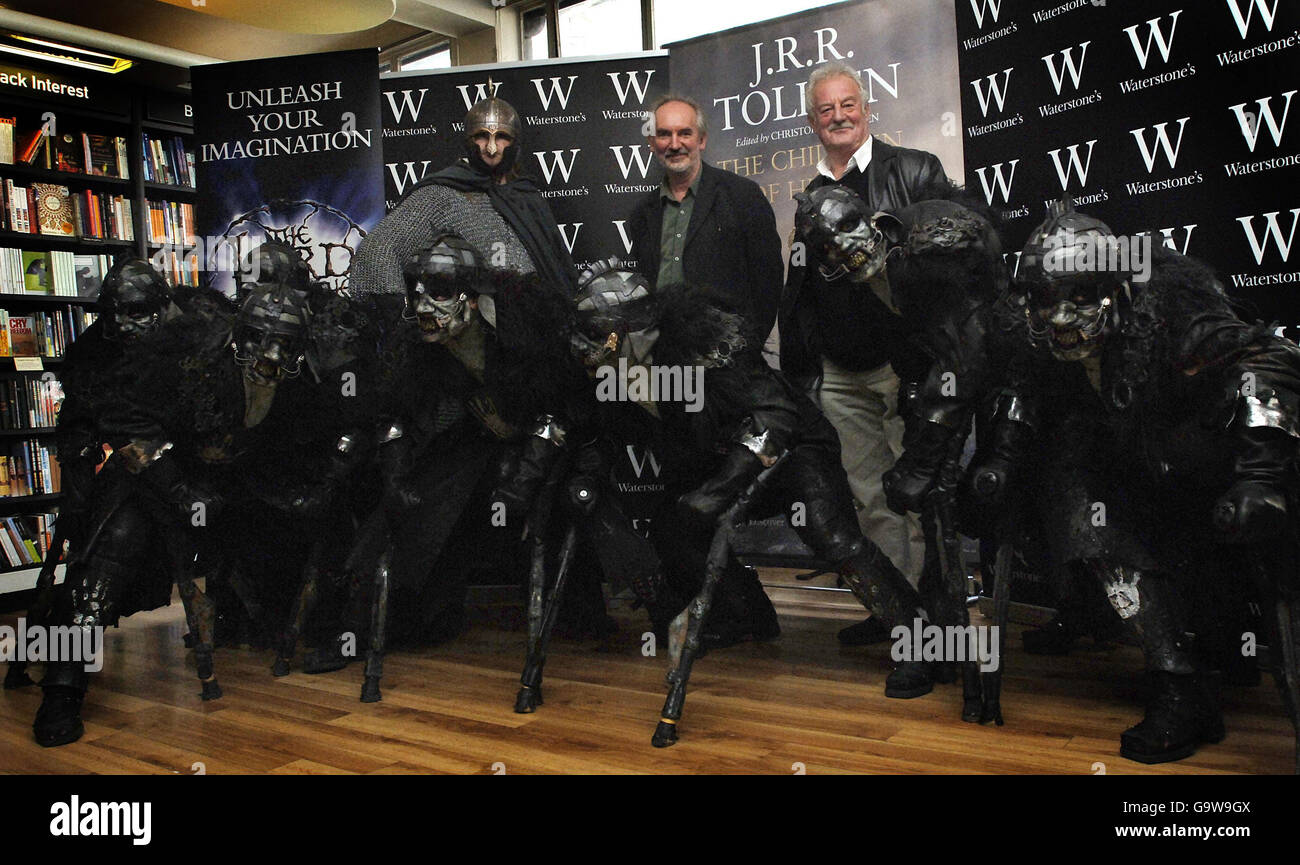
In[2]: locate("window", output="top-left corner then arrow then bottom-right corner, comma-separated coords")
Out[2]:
401,42 -> 452,71
557,0 -> 642,57
653,0 -> 829,47
522,5 -> 550,60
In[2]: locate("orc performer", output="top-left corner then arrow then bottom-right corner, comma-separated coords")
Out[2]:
565,264 -> 936,711
1009,201 -> 1299,763
33,259 -> 230,747
354,232 -> 581,702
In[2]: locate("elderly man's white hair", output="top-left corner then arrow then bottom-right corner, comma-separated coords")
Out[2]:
804,61 -> 869,115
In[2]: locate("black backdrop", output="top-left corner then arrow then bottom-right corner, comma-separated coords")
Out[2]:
956,0 -> 1300,334
378,54 -> 669,273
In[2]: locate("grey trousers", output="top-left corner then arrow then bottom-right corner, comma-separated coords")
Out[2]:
816,356 -> 927,585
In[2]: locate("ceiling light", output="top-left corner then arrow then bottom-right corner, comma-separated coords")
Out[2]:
0,33 -> 133,74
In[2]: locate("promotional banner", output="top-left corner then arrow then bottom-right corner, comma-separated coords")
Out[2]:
956,0 -> 1300,332
667,0 -> 965,265
378,53 -> 670,272
666,0 -> 963,562
192,48 -> 385,293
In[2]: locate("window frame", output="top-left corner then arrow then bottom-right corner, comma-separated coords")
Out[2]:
379,32 -> 458,74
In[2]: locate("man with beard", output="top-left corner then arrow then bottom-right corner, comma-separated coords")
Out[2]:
625,94 -> 783,335
32,259 -> 228,747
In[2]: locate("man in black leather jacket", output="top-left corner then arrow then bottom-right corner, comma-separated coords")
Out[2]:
777,61 -> 950,646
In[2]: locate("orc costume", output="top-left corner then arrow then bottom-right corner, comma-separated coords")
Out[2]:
885,196 -> 1300,764
32,260 -> 231,747
354,233 -> 582,702
567,267 -> 934,705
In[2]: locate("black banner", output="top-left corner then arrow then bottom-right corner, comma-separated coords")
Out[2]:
378,54 -> 670,272
956,0 -> 1300,332
192,48 -> 385,294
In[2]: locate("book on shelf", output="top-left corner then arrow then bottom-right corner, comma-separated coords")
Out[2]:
20,251 -> 50,293
0,248 -> 100,297
7,314 -> 37,356
153,246 -> 201,287
54,133 -> 82,173
0,513 -> 58,567
0,439 -> 60,498
0,117 -> 14,165
147,199 -> 197,245
82,133 -> 129,179
16,127 -> 49,167
0,306 -> 92,359
33,183 -> 76,238
72,253 -> 111,298
142,132 -> 195,187
4,179 -> 30,233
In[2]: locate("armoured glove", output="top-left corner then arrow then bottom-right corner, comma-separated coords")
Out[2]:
1213,427 -> 1295,542
677,447 -> 764,530
129,448 -> 224,522
883,420 -> 956,515
290,431 -> 364,517
492,433 -> 565,517
965,417 -> 1035,506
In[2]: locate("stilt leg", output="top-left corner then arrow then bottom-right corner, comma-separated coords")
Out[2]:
516,526 -> 577,713
273,541 -> 325,677
1273,597 -> 1300,774
177,579 -> 221,700
360,552 -> 390,703
653,524 -> 730,748
980,540 -> 1013,725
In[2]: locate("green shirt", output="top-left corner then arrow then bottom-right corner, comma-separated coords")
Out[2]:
656,173 -> 700,288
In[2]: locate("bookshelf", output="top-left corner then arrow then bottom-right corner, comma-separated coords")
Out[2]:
0,61 -> 196,605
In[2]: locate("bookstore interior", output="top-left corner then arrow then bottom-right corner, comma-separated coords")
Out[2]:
0,0 -> 1297,796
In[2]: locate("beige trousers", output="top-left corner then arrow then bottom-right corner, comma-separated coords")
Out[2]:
816,356 -> 927,585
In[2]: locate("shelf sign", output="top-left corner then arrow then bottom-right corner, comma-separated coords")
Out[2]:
13,357 -> 43,372
146,91 -> 193,127
0,62 -> 130,115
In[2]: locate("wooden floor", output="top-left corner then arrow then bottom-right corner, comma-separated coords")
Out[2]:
1,570 -> 1293,774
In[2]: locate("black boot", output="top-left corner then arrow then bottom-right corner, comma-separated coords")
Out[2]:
1119,671 -> 1225,764
302,632 -> 354,674
837,616 -> 893,646
837,544 -> 934,698
33,662 -> 88,748
885,659 -> 934,699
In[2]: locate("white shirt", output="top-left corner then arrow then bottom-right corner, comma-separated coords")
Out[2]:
816,135 -> 873,180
